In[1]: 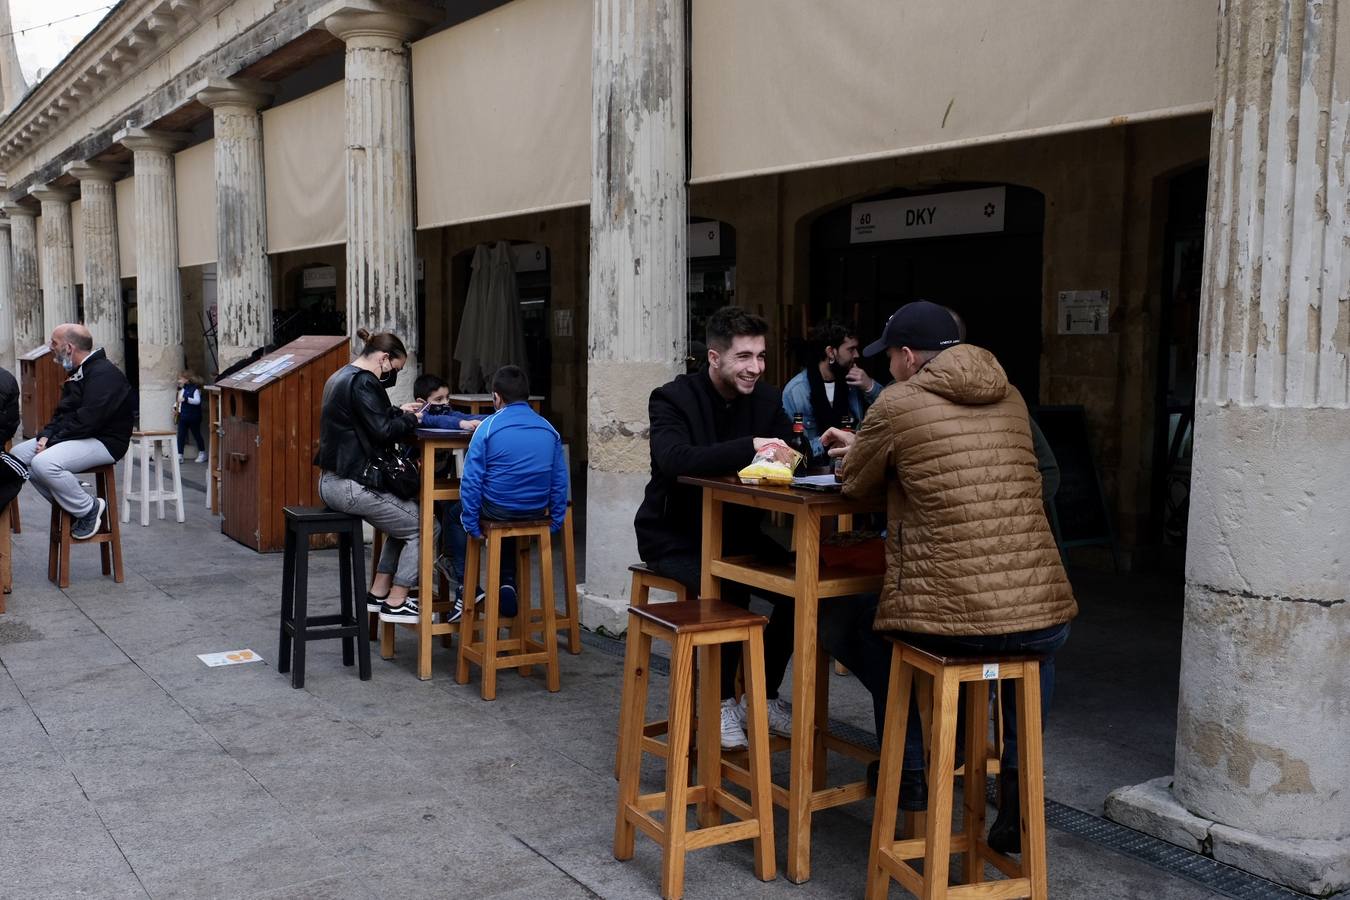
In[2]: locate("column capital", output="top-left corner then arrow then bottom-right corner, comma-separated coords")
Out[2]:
64,160 -> 126,183
0,201 -> 37,218
194,76 -> 274,112
28,183 -> 77,204
311,0 -> 439,49
114,127 -> 190,155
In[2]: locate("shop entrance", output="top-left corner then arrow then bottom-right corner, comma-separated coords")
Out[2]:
809,184 -> 1045,399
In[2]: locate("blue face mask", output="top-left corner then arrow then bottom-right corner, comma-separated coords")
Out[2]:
55,349 -> 76,372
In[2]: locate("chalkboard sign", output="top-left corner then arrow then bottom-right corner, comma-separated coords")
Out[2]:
1030,405 -> 1119,568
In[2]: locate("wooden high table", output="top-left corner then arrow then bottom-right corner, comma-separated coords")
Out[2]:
679,474 -> 885,883
447,394 -> 544,415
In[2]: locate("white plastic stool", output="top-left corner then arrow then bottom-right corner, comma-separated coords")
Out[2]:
121,431 -> 185,526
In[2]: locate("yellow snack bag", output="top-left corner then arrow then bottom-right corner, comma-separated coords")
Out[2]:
737,446 -> 802,485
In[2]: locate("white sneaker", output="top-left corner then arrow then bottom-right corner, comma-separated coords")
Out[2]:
750,696 -> 794,738
194,452 -> 206,463
720,697 -> 748,750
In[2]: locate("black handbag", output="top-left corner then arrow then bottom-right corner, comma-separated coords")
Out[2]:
347,378 -> 421,501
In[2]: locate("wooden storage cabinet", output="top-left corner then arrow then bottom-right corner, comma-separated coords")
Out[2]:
19,345 -> 65,439
215,335 -> 349,552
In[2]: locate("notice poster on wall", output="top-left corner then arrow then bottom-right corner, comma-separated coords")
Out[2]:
1058,290 -> 1110,335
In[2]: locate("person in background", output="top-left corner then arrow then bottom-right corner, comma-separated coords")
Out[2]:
0,363 -> 25,516
634,305 -> 800,750
175,371 -> 207,463
448,365 -> 568,624
413,373 -> 452,411
781,319 -> 882,464
10,324 -> 134,540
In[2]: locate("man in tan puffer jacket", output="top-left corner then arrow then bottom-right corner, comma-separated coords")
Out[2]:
822,300 -> 1077,853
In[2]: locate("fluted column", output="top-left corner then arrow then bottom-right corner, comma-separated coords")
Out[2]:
0,219 -> 15,375
196,78 -> 275,371
65,162 -> 125,369
29,184 -> 77,336
116,127 -> 188,432
1106,1 -> 1350,894
316,0 -> 437,405
580,0 -> 688,632
2,202 -> 41,356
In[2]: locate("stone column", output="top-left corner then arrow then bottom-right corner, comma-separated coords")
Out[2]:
196,77 -> 274,372
65,162 -> 125,369
116,128 -> 188,432
29,184 -> 77,336
1105,2 -> 1350,895
580,0 -> 688,632
2,203 -> 41,356
0,219 -> 15,375
315,0 -> 438,406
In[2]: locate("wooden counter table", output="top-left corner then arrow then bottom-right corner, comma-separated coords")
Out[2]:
446,393 -> 543,415
678,474 -> 885,883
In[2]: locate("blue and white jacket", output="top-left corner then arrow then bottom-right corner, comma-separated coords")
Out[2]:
458,401 -> 568,537
780,368 -> 882,461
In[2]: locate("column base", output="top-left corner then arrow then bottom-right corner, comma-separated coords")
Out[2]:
1106,777 -> 1350,896
577,586 -> 630,637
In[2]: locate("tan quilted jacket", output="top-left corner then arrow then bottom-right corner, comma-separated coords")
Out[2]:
840,344 -> 1077,635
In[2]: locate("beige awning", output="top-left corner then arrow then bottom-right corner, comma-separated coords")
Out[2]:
115,177 -> 136,278
175,139 -> 217,268
263,82 -> 346,253
411,0 -> 591,230
71,199 -> 84,284
691,0 -> 1216,182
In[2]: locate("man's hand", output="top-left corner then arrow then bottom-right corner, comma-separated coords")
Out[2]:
845,365 -> 875,393
461,419 -> 482,432
752,437 -> 794,464
820,427 -> 856,459
35,437 -> 48,452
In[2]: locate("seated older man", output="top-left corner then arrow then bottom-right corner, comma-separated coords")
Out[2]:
10,324 -> 134,540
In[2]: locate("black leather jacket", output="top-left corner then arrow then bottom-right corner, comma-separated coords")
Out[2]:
314,365 -> 416,480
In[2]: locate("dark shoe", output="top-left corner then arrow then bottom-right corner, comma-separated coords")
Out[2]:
987,768 -> 1021,854
498,583 -> 518,618
866,761 -> 928,811
378,598 -> 420,624
70,498 -> 106,541
366,592 -> 388,614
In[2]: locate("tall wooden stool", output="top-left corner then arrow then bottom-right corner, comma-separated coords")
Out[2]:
121,431 -> 184,525
867,640 -> 1048,900
456,517 -> 560,700
48,464 -> 123,589
613,598 -> 776,899
613,562 -> 691,778
277,507 -> 370,689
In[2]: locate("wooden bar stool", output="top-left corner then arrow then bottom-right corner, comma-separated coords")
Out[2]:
277,507 -> 370,689
456,517 -> 560,700
613,598 -> 775,899
867,640 -> 1048,900
120,431 -> 184,525
48,464 -> 123,589
612,562 -> 691,778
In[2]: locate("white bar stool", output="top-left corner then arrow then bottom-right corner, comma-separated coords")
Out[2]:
121,431 -> 185,526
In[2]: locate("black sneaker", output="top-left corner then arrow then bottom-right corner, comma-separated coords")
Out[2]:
378,598 -> 420,623
446,589 -> 485,624
366,593 -> 387,613
70,498 -> 106,541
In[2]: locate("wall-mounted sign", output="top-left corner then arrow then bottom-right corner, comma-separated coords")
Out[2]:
850,186 -> 1006,244
1058,290 -> 1110,335
554,308 -> 573,338
511,243 -> 549,272
688,221 -> 722,258
301,266 -> 337,290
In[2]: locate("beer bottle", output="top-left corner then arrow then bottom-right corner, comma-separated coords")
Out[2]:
840,413 -> 856,434
790,413 -> 810,473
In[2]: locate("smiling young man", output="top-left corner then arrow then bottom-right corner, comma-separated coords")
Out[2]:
634,306 -> 799,750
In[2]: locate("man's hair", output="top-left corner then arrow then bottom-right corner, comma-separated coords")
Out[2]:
491,365 -> 530,404
807,319 -> 854,361
706,306 -> 769,353
914,349 -> 941,366
413,373 -> 448,401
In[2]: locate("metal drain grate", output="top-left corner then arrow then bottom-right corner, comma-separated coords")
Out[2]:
584,627 -> 1313,899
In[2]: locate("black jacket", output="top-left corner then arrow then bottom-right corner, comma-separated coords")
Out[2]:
0,366 -> 18,444
314,364 -> 416,481
40,349 -> 134,460
634,371 -> 794,562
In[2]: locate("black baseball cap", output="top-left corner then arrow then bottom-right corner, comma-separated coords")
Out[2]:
862,300 -> 963,356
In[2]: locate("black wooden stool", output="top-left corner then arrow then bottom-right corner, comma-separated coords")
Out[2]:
278,506 -> 370,689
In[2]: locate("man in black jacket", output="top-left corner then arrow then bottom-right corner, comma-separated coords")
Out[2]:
11,324 -> 133,540
0,364 -> 18,445
635,306 -> 798,750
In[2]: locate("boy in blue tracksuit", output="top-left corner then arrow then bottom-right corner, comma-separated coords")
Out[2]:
433,365 -> 568,622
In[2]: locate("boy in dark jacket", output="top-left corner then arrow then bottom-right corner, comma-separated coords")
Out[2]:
634,306 -> 799,750
10,324 -> 133,540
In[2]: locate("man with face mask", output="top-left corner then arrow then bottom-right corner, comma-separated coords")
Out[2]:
780,319 -> 881,465
10,324 -> 134,540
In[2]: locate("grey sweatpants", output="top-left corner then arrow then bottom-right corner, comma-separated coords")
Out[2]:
10,437 -> 114,518
319,471 -> 438,589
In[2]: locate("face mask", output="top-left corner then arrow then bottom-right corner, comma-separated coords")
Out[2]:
55,350 -> 76,372
378,361 -> 399,389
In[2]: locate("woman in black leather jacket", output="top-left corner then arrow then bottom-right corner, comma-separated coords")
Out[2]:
316,328 -> 432,623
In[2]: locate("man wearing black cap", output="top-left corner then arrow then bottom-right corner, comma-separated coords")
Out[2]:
819,300 -> 1077,853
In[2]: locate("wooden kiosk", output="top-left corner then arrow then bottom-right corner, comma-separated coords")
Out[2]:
19,345 -> 65,438
215,335 -> 349,552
